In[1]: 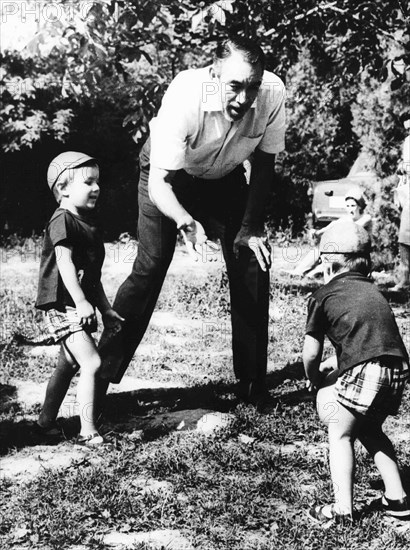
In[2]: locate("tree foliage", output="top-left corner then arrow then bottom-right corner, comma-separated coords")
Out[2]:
1,0 -> 409,240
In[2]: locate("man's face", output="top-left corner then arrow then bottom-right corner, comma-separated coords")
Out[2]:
404,118 -> 410,132
213,51 -> 263,122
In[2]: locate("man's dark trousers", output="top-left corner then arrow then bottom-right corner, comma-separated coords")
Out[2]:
99,140 -> 270,387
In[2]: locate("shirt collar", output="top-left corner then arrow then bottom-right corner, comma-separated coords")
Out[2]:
329,271 -> 369,283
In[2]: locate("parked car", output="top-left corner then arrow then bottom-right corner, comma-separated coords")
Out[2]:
308,152 -> 377,228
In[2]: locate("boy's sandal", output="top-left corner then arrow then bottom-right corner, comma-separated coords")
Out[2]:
75,432 -> 104,448
308,504 -> 353,525
380,495 -> 410,521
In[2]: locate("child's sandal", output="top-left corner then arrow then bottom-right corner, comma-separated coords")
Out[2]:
308,503 -> 353,525
75,432 -> 104,448
380,495 -> 410,520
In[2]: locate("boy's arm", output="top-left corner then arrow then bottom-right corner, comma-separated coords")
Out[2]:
303,333 -> 324,389
55,244 -> 95,326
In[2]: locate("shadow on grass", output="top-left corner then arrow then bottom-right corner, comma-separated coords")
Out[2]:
0,361 -> 311,454
0,383 -> 19,413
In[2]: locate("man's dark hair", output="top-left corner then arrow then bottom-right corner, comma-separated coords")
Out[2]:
214,37 -> 265,71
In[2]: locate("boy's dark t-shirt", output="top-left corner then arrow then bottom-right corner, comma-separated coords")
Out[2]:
36,208 -> 105,311
306,271 -> 409,373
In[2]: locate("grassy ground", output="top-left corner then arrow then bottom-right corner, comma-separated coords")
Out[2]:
0,240 -> 409,549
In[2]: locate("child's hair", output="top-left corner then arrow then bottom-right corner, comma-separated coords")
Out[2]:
324,253 -> 371,276
53,160 -> 98,204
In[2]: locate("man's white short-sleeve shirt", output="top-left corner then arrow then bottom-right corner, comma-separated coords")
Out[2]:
149,66 -> 286,180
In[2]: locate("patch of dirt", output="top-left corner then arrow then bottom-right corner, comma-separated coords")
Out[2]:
1,444 -> 97,483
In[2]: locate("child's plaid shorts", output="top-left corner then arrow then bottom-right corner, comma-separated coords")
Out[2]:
44,306 -> 97,343
335,357 -> 409,417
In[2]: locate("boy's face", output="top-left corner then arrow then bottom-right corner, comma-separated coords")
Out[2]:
63,165 -> 100,213
345,198 -> 361,220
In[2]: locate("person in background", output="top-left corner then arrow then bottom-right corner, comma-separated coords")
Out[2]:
286,186 -> 372,278
392,111 -> 410,292
303,221 -> 409,523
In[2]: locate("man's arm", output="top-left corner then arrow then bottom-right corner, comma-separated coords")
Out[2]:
233,149 -> 277,271
94,281 -> 124,332
148,166 -> 215,260
242,149 -> 275,228
148,166 -> 187,226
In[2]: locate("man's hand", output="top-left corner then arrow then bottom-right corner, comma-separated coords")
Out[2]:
102,308 -> 125,335
178,217 -> 219,262
233,226 -> 272,272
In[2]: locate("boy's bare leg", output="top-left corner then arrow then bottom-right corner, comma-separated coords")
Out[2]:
64,331 -> 101,437
327,403 -> 361,515
317,384 -> 362,515
358,419 -> 406,500
38,344 -> 78,428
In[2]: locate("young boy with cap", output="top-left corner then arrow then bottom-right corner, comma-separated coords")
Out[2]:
35,151 -> 123,446
303,220 -> 409,523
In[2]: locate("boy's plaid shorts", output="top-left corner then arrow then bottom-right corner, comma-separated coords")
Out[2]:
335,357 -> 409,417
44,306 -> 97,344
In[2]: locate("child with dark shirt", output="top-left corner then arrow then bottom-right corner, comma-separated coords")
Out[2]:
303,220 -> 410,523
35,152 -> 123,446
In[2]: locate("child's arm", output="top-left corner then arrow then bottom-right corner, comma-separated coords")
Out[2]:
303,333 -> 324,390
94,282 -> 124,333
55,244 -> 95,326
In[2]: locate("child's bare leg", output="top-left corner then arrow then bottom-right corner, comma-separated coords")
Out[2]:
64,331 -> 101,437
317,383 -> 362,515
38,344 -> 78,428
358,418 -> 406,500
327,403 -> 362,515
